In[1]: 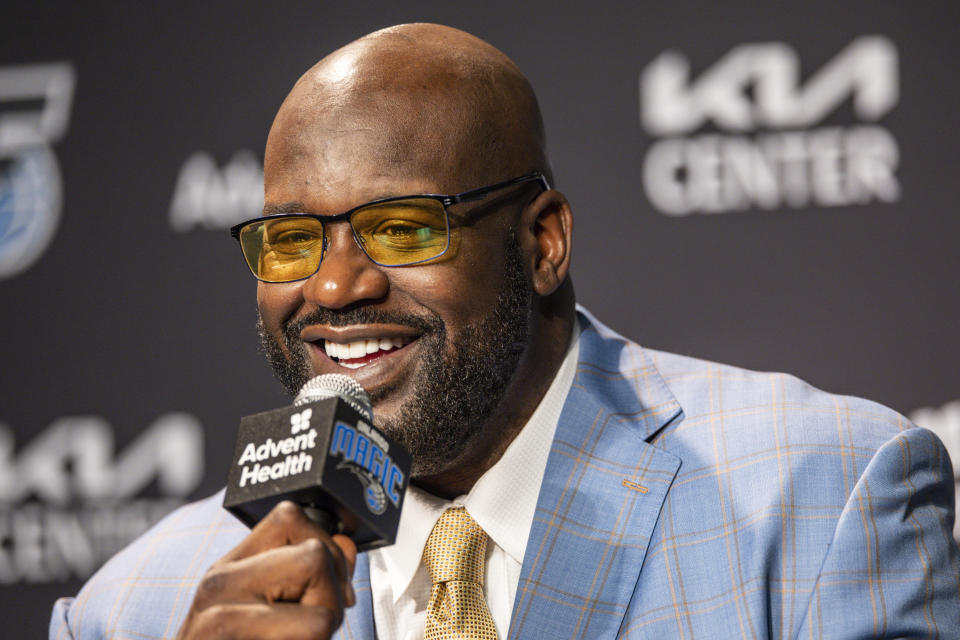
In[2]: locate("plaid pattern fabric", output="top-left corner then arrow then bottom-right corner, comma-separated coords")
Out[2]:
48,492 -> 376,640
507,309 -> 959,638
50,307 -> 960,638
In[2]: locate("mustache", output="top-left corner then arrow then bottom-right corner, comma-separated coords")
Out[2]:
283,307 -> 443,340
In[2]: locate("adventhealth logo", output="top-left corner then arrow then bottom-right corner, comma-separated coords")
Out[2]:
236,408 -> 318,488
290,407 -> 312,433
639,36 -> 900,215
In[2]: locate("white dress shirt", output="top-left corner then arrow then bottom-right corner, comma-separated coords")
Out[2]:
368,324 -> 581,639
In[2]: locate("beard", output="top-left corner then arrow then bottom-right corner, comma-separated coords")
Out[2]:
258,233 -> 532,476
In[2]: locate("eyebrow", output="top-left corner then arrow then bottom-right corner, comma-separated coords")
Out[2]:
262,201 -> 309,216
261,194 -> 402,217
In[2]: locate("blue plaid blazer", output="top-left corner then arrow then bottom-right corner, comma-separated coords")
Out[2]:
51,309 -> 960,638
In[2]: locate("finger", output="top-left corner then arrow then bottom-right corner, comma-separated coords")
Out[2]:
222,501 -> 329,561
331,533 -> 358,606
194,538 -> 345,613
186,601 -> 339,640
314,533 -> 353,594
214,502 -> 356,608
287,538 -> 345,619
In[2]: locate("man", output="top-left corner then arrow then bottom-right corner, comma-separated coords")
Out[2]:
51,23 -> 959,639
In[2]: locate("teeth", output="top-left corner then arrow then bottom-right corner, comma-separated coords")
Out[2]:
348,341 -> 366,359
323,342 -> 342,360
323,336 -> 413,363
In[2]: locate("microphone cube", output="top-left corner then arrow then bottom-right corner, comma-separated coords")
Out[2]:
223,396 -> 411,550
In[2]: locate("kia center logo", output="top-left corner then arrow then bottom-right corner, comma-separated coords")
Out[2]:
639,36 -> 899,215
0,63 -> 75,279
0,413 -> 204,583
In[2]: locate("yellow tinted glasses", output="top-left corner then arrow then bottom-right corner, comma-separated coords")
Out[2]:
230,172 -> 549,283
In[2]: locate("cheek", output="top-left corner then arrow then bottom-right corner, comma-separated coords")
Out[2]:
257,282 -> 303,336
392,239 -> 510,332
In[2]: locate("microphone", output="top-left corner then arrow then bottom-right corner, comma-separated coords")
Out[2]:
223,374 -> 411,550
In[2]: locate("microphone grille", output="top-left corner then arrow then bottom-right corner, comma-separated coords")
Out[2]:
294,374 -> 373,421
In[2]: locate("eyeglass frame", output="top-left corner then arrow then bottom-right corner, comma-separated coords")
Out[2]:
229,171 -> 551,282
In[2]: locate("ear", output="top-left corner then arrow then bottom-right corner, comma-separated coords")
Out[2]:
520,188 -> 573,296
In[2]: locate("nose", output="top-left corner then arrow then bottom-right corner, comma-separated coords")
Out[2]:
301,223 -> 389,309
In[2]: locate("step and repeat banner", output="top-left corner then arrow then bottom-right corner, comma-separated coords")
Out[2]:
2,2 -> 958,635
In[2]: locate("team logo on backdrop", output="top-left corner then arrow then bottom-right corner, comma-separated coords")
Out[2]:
0,63 -> 75,279
640,36 -> 900,215
0,414 -> 203,583
169,150 -> 263,230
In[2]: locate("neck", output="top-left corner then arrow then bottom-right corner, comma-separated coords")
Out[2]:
412,288 -> 576,499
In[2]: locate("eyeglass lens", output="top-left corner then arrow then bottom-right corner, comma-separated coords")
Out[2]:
237,197 -> 451,282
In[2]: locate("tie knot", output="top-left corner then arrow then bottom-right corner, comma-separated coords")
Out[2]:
422,507 -> 488,584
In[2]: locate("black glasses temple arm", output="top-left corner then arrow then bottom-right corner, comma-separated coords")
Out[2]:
447,172 -> 551,205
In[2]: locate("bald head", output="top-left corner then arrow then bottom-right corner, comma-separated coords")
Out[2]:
266,23 -> 550,193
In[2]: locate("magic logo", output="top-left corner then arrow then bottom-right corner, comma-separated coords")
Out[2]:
329,421 -> 404,511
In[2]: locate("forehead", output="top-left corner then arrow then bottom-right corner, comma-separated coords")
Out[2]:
264,85 -> 481,213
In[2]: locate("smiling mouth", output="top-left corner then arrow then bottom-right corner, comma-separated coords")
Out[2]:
319,336 -> 415,369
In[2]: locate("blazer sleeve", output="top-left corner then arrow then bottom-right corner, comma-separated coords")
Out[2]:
795,426 -> 960,639
49,598 -> 75,640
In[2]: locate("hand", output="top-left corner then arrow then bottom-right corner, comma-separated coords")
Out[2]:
177,501 -> 358,639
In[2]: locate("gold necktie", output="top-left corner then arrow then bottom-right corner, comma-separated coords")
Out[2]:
422,507 -> 498,639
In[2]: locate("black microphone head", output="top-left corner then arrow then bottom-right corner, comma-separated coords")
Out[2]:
295,374 -> 372,421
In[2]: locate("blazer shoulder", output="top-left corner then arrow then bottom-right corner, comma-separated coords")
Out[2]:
646,347 -> 916,447
574,308 -> 916,452
50,490 -> 247,639
621,348 -> 959,637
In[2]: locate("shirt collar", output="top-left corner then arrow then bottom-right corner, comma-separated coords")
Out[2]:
376,321 -> 582,602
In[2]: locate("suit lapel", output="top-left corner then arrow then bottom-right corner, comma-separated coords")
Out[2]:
508,310 -> 683,639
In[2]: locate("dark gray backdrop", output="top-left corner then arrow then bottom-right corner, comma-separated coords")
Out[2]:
2,2 -> 957,636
